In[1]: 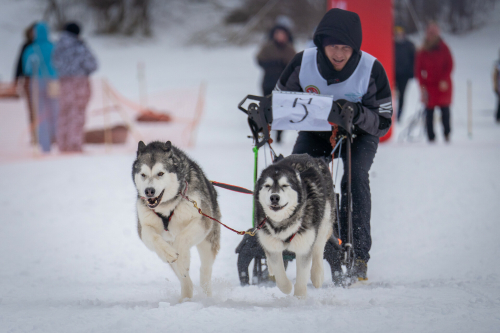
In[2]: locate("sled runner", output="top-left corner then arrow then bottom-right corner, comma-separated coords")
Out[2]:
235,91 -> 358,287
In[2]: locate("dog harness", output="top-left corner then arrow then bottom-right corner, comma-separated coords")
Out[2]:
284,232 -> 297,243
155,210 -> 174,231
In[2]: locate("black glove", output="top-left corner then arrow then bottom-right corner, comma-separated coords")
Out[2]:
338,99 -> 361,122
328,99 -> 357,134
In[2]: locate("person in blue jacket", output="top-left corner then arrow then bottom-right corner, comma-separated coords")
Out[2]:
22,22 -> 59,153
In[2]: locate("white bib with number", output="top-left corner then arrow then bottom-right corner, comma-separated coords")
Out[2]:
298,47 -> 376,103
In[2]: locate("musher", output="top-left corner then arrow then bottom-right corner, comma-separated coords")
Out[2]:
274,8 -> 393,281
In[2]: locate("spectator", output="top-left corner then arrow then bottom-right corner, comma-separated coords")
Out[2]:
257,22 -> 295,143
22,21 -> 59,153
13,22 -> 37,143
494,50 -> 500,123
52,22 -> 98,152
415,22 -> 454,142
394,26 -> 415,122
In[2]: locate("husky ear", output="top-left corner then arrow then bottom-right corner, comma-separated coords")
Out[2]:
137,141 -> 146,156
163,141 -> 172,152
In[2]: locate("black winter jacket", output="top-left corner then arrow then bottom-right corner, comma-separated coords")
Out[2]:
395,39 -> 415,78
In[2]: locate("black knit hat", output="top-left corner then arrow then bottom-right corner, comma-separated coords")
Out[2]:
64,22 -> 80,36
313,8 -> 362,51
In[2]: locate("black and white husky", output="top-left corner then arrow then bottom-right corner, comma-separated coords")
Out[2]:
132,141 -> 221,300
255,154 -> 337,297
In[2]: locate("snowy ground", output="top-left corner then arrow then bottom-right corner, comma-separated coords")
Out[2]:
1,1 -> 500,332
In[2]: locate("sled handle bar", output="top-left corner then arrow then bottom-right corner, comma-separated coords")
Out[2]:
238,95 -> 273,149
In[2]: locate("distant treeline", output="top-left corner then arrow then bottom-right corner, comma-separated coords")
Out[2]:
394,0 -> 499,34
41,0 -> 500,38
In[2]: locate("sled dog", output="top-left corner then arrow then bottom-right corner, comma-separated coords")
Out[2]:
132,141 -> 220,300
255,154 -> 337,297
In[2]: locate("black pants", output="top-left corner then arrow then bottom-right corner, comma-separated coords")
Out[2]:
426,106 -> 451,141
396,75 -> 411,121
292,131 -> 378,261
496,96 -> 500,122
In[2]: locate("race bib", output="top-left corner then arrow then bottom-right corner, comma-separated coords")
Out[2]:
271,91 -> 333,131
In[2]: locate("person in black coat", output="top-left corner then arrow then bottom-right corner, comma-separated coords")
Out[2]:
494,49 -> 500,123
257,24 -> 296,143
13,22 -> 37,143
394,26 -> 415,121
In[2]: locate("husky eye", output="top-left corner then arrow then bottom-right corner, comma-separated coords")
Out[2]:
158,172 -> 164,177
282,184 -> 289,188
264,184 -> 271,188
141,173 -> 146,178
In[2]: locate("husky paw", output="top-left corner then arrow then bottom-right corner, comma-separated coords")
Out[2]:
293,284 -> 307,298
178,296 -> 190,303
203,288 -> 213,297
157,246 -> 179,264
276,278 -> 293,295
168,254 -> 179,264
180,281 -> 194,300
311,271 -> 324,289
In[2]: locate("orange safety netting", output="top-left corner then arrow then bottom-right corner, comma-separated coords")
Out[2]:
0,78 -> 205,163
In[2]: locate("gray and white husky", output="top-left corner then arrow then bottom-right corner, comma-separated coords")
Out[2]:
132,141 -> 220,300
255,154 -> 337,297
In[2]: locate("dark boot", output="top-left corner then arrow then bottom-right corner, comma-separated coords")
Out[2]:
426,107 -> 436,142
441,106 -> 451,140
324,239 -> 343,286
351,259 -> 368,281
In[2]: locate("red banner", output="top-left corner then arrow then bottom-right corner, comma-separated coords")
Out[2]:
328,0 -> 394,142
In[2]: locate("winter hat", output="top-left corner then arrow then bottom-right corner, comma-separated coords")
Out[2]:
322,36 -> 349,48
65,22 -> 81,36
269,25 -> 293,43
275,15 -> 294,31
394,26 -> 405,34
313,8 -> 362,52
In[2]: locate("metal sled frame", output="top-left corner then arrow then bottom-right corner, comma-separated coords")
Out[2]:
236,95 -> 357,287
398,105 -> 427,142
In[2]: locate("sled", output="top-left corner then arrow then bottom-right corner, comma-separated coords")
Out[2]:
235,92 -> 358,287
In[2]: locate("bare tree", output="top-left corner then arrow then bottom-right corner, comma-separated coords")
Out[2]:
87,0 -> 152,36
224,0 -> 327,39
394,0 -> 499,35
43,0 -> 68,30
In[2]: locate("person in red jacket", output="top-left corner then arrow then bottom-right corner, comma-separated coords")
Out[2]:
415,22 -> 454,142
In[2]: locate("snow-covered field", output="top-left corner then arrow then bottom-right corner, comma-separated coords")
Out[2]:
1,1 -> 500,332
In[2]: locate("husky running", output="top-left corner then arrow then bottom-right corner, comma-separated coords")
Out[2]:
132,141 -> 220,300
255,154 -> 337,297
